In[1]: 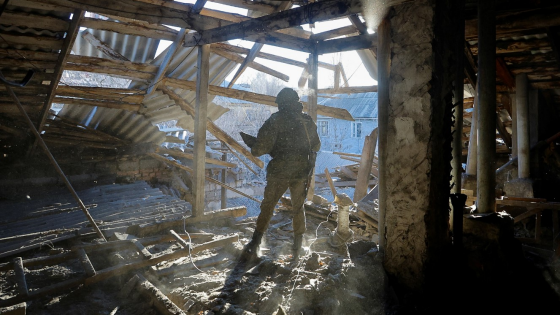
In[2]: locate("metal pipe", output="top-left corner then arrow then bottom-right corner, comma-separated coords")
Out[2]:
451,0 -> 465,194
516,74 -> 530,178
476,0 -> 497,213
4,84 -> 107,241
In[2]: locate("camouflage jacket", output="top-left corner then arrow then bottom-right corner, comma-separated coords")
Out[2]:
251,109 -> 321,180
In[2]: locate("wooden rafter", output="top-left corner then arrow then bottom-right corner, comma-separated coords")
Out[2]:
227,43 -> 265,88
36,9 -> 85,133
225,0 -> 293,87
496,57 -> 515,90
183,0 -> 364,47
160,87 -> 265,169
30,0 -> 312,52
317,33 -> 377,55
465,7 -> 560,41
146,28 -> 187,95
81,31 -> 129,61
192,0 -> 208,14
210,47 -> 289,81
310,25 -> 358,41
163,78 -> 354,121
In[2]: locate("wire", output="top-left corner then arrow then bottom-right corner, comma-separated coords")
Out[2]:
183,214 -> 205,273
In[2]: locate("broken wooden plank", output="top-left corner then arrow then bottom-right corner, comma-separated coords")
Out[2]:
354,128 -> 378,202
81,30 -> 129,61
156,147 -> 237,168
131,239 -> 152,259
127,207 -> 247,237
84,236 -> 238,285
135,274 -> 187,315
148,153 -> 261,203
76,248 -> 96,277
355,210 -> 379,229
12,258 -> 28,297
324,168 -> 337,200
160,87 -> 265,168
0,302 -> 26,315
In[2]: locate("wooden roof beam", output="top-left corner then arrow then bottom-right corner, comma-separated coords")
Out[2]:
164,78 -> 354,121
465,6 -> 560,41
146,28 -> 187,96
317,33 -> 377,55
210,46 -> 289,82
206,0 -> 278,14
183,0 -> 364,47
36,9 -> 84,133
81,30 -> 129,61
29,0 -> 312,52
227,1 -> 293,88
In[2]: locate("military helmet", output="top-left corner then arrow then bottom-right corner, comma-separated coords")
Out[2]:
275,88 -> 299,104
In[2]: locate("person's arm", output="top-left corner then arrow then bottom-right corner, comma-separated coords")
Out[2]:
251,117 -> 277,157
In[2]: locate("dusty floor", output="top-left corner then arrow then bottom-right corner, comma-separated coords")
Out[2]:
0,208 -> 385,315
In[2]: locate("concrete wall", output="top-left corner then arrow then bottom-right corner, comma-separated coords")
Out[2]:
384,0 -> 454,289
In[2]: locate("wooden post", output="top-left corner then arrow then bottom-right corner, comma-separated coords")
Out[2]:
476,0 -> 496,213
193,44 -> 210,216
306,46 -> 318,201
221,143 -> 227,209
354,128 -> 378,202
377,17 -> 390,250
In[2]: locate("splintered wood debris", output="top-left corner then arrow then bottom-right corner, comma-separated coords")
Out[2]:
0,194 -> 384,315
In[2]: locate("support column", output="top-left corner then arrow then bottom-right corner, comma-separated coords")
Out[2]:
376,17 -> 390,251
516,74 -> 530,178
476,0 -> 496,213
306,47 -> 318,201
193,45 -> 210,216
383,0 -> 453,289
451,0 -> 465,194
463,87 -> 478,191
511,94 -> 517,159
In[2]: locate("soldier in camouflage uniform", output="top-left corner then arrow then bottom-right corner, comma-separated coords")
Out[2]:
243,88 -> 320,259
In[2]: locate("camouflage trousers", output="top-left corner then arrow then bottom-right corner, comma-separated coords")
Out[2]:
255,177 -> 307,236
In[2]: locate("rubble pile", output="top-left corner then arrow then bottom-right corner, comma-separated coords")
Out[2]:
0,190 -> 385,315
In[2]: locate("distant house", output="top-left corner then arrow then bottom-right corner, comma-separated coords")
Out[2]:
314,92 -> 378,154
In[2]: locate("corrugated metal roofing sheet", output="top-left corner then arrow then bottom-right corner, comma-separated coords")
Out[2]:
57,23 -> 238,144
318,92 -> 377,119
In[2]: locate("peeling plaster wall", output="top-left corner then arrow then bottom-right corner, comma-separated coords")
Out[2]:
384,0 -> 454,289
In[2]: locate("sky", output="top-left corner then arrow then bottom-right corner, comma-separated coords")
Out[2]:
154,0 -> 377,90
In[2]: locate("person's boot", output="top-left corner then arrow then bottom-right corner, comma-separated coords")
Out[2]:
241,231 -> 263,261
292,234 -> 304,260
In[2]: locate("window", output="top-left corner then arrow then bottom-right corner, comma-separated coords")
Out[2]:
318,120 -> 329,136
352,122 -> 362,138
